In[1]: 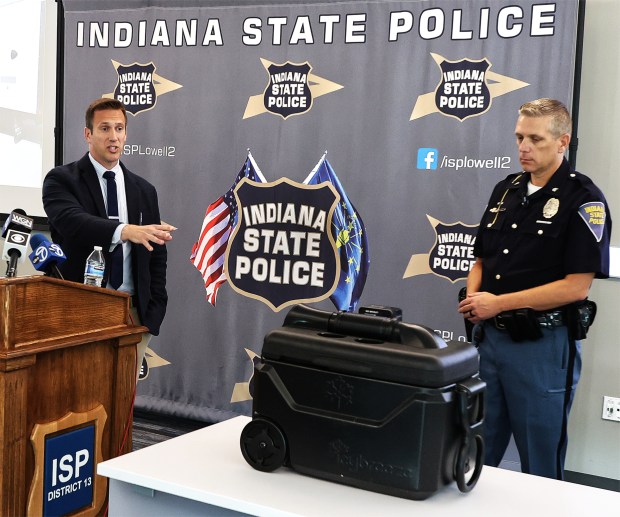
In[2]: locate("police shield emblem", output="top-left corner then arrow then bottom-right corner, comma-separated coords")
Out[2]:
225,177 -> 339,311
434,58 -> 491,121
578,201 -> 606,242
263,62 -> 313,119
428,220 -> 478,282
114,62 -> 157,115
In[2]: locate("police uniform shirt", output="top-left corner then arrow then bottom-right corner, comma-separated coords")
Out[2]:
474,159 -> 612,295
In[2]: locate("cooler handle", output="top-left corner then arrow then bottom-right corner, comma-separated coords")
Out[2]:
283,304 -> 447,349
454,378 -> 486,492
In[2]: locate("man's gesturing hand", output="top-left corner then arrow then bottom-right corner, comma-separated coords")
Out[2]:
121,223 -> 176,251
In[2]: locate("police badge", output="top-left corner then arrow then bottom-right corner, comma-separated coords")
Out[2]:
543,198 -> 560,219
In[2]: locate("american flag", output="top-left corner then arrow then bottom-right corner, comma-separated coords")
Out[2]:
190,153 -> 266,305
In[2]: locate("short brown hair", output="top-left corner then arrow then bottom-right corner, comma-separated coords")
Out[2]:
85,98 -> 127,130
518,98 -> 572,138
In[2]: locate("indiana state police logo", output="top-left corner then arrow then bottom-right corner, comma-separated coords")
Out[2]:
225,177 -> 339,311
435,58 -> 491,121
244,58 -> 343,119
263,61 -> 313,119
105,60 -> 182,116
113,62 -> 157,115
404,215 -> 478,283
410,53 -> 529,121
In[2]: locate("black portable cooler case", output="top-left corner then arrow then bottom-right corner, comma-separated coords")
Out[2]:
240,304 -> 485,500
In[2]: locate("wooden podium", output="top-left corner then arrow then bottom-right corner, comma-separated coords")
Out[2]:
0,275 -> 147,516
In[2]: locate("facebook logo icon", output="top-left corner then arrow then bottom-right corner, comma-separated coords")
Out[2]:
417,148 -> 439,170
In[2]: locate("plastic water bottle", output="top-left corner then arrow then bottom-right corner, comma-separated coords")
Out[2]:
84,246 -> 105,287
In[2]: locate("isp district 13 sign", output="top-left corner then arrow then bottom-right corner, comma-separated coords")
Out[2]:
28,406 -> 108,516
43,425 -> 95,515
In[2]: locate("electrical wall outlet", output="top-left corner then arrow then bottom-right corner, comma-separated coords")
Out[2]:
602,396 -> 620,422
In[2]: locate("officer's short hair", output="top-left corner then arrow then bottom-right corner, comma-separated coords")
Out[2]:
85,98 -> 127,131
519,98 -> 572,138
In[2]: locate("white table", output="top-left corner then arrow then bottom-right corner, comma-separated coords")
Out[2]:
98,416 -> 620,516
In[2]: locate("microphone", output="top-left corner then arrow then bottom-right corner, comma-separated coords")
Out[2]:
521,195 -> 529,207
1,208 -> 33,238
2,209 -> 33,278
28,234 -> 66,279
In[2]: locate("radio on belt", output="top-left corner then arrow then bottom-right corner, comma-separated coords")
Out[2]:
240,304 -> 486,500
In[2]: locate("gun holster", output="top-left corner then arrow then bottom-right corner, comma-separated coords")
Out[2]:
567,299 -> 597,340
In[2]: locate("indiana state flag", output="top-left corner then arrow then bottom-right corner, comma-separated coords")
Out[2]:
304,153 -> 370,311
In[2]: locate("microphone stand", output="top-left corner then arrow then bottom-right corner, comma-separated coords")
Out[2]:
49,264 -> 65,280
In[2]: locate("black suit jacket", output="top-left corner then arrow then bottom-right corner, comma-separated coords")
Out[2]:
43,153 -> 167,335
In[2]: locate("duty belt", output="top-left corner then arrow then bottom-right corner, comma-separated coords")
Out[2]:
493,310 -> 565,330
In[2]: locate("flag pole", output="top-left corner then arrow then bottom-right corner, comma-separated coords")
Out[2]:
303,150 -> 328,184
246,149 -> 267,182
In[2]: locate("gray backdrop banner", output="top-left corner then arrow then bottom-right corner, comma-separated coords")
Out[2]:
61,0 -> 579,421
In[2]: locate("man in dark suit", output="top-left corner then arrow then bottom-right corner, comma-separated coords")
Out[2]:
43,98 -> 175,372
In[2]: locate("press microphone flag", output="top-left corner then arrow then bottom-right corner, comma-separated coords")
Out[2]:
2,208 -> 33,238
29,234 -> 66,279
2,208 -> 34,277
2,229 -> 31,262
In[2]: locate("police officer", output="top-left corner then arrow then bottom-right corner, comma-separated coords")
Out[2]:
458,98 -> 611,480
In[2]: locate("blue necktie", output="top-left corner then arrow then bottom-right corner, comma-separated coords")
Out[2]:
103,170 -> 123,289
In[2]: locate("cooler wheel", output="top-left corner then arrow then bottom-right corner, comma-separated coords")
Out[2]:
240,418 -> 287,472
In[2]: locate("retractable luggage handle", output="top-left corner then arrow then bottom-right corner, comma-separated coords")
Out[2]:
454,378 -> 485,492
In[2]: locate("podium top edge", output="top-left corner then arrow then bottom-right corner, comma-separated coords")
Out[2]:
0,275 -> 131,299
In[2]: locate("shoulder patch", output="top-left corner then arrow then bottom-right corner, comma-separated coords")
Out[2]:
578,201 -> 606,242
